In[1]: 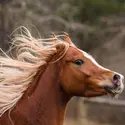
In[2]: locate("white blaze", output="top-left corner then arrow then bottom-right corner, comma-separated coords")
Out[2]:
79,49 -> 110,71
78,49 -> 124,92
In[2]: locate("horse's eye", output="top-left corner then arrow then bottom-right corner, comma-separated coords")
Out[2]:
74,59 -> 84,66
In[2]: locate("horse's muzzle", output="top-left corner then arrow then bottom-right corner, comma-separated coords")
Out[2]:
104,73 -> 124,97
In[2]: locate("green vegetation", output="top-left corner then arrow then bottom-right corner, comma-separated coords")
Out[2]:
57,0 -> 125,23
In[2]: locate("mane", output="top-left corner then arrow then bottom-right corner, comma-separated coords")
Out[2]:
0,26 -> 70,116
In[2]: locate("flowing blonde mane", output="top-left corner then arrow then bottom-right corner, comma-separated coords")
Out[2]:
0,26 -> 70,116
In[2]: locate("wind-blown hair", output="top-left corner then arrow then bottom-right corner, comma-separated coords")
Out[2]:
0,26 -> 69,116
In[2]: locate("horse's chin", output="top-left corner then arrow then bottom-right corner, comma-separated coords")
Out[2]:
104,86 -> 121,98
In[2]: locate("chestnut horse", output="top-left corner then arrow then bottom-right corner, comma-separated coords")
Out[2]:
0,27 -> 124,125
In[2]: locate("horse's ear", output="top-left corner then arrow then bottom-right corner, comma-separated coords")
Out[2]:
63,32 -> 76,46
50,43 -> 67,63
63,32 -> 72,43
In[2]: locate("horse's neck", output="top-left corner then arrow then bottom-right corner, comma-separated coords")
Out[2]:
14,62 -> 70,125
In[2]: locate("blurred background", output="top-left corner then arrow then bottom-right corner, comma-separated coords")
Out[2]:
0,0 -> 125,125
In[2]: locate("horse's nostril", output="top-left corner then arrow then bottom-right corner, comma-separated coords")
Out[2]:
112,74 -> 120,85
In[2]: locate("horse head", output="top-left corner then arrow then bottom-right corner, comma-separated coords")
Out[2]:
0,27 -> 124,125
58,34 -> 124,97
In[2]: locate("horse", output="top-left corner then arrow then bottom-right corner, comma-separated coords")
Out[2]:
0,26 -> 124,125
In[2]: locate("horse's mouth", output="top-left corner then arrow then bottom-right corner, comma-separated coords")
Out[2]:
104,86 -> 122,97
104,86 -> 116,97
